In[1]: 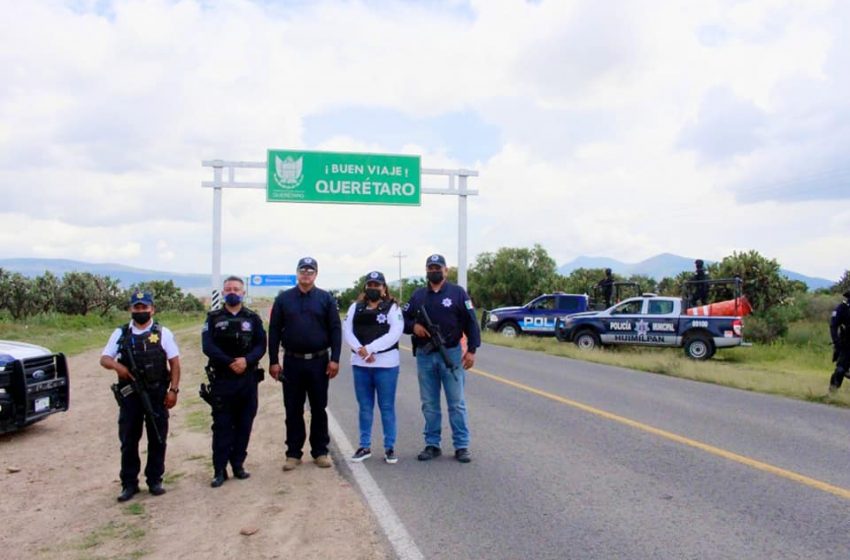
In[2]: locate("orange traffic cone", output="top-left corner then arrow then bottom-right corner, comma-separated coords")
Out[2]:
686,296 -> 752,317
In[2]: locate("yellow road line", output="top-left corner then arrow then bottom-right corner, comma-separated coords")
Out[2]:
465,366 -> 850,501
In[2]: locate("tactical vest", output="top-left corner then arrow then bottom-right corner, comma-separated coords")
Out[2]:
117,323 -> 169,383
352,300 -> 397,354
209,308 -> 257,358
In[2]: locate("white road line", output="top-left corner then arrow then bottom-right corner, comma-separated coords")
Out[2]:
327,409 -> 425,560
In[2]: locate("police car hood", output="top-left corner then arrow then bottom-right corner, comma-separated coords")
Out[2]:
488,305 -> 524,314
0,340 -> 53,362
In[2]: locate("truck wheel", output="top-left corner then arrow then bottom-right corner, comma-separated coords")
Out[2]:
574,330 -> 600,350
684,335 -> 714,360
498,322 -> 520,338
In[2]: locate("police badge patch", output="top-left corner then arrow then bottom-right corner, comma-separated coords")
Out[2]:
241,321 -> 252,331
442,298 -> 452,308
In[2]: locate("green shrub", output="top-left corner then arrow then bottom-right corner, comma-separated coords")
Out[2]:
744,305 -> 801,343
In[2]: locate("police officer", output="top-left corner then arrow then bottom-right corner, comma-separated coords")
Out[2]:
690,259 -> 710,307
403,254 -> 481,463
828,290 -> 850,393
597,268 -> 614,308
202,276 -> 267,487
268,257 -> 342,471
99,291 -> 181,502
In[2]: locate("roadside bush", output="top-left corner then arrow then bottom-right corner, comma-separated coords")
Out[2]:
744,305 -> 801,343
128,280 -> 202,313
797,293 -> 839,323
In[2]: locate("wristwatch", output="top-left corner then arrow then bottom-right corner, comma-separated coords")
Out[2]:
168,387 -> 180,394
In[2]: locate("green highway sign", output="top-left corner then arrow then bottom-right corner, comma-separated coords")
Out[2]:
267,149 -> 421,206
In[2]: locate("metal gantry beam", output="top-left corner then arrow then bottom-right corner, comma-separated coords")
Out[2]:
201,159 -> 479,298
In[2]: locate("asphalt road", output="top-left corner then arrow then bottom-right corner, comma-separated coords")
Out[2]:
327,342 -> 850,560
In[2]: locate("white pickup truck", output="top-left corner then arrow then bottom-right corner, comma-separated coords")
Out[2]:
0,341 -> 70,433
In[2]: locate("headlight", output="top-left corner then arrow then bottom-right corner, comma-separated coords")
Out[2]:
488,313 -> 499,323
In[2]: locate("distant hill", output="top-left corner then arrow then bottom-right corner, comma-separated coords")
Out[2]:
0,258 -> 212,291
558,253 -> 833,290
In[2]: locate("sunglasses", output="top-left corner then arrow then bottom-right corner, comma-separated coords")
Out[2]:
298,268 -> 317,275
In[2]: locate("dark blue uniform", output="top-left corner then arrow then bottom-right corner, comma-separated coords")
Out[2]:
829,299 -> 850,390
690,267 -> 710,307
202,307 -> 266,474
116,324 -> 170,490
402,282 -> 481,354
268,286 -> 341,459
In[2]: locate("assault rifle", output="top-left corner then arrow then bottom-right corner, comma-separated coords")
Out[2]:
418,306 -> 456,371
120,337 -> 164,445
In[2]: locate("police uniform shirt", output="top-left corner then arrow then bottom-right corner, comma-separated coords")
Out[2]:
831,301 -> 850,347
342,301 -> 404,368
202,308 -> 267,371
403,282 -> 481,352
268,286 -> 342,364
102,322 -> 180,360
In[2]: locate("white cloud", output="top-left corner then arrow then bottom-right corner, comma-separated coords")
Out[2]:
1,0 -> 849,290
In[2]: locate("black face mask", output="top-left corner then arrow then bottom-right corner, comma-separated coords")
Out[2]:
131,311 -> 151,325
427,270 -> 444,284
365,288 -> 382,302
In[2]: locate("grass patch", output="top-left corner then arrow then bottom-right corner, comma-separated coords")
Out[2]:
0,310 -> 205,355
76,521 -> 145,550
482,330 -> 850,407
162,471 -> 185,485
123,503 -> 145,516
184,409 -> 209,433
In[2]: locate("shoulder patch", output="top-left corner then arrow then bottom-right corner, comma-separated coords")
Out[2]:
465,300 -> 474,310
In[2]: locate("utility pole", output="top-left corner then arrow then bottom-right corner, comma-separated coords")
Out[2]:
391,251 -> 407,302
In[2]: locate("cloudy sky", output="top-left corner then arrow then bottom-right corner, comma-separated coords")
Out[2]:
2,0 -> 849,290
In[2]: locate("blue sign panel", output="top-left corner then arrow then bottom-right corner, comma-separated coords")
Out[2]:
250,274 -> 296,287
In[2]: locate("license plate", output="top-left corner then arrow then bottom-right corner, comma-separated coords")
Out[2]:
34,396 -> 50,413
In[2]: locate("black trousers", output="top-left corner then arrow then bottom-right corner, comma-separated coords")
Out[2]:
117,385 -> 168,488
282,355 -> 330,459
830,347 -> 850,388
211,375 -> 259,472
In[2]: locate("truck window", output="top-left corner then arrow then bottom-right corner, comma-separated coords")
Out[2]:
557,296 -> 581,312
648,300 -> 674,315
530,297 -> 555,310
611,300 -> 643,315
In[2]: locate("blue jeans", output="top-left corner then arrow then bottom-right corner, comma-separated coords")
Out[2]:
416,345 -> 469,449
352,365 -> 399,449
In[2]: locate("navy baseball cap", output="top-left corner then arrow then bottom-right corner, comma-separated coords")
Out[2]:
364,271 -> 386,285
297,257 -> 318,271
129,290 -> 154,306
426,254 -> 446,267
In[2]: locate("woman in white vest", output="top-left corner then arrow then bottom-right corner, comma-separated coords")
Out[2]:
342,271 -> 404,464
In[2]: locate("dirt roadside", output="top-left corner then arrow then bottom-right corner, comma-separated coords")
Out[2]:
0,326 -> 389,560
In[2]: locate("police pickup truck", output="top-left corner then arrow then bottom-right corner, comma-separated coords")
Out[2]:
0,341 -> 70,433
553,295 -> 743,360
482,293 -> 589,337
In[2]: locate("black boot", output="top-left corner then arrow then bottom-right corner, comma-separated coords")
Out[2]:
210,470 -> 228,488
232,466 -> 250,480
117,485 -> 140,502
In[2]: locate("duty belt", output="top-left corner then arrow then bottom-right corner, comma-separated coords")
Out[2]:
285,348 -> 331,360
